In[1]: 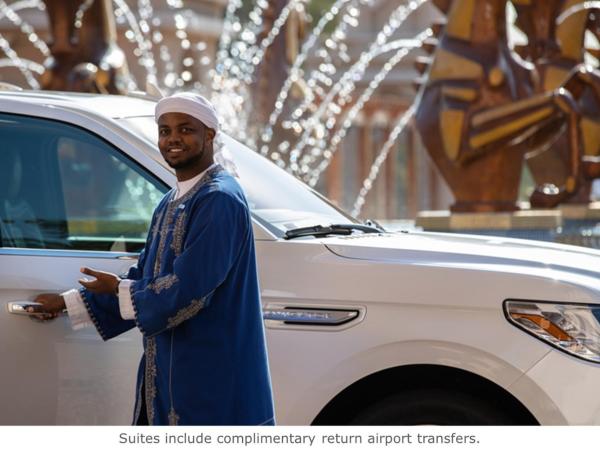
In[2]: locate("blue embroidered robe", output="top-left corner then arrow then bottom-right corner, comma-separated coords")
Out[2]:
80,165 -> 275,425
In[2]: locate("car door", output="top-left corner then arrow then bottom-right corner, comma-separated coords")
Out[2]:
0,113 -> 169,424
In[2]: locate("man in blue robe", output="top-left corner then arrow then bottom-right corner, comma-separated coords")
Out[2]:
34,93 -> 275,426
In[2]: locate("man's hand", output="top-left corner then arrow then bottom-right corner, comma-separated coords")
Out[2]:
79,267 -> 120,295
29,293 -> 65,321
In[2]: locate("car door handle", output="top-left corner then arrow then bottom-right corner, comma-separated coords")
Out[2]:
262,307 -> 359,325
7,301 -> 53,316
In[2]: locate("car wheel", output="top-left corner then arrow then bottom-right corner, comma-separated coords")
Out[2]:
349,388 -> 515,425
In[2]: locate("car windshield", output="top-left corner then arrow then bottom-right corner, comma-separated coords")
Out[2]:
118,116 -> 357,237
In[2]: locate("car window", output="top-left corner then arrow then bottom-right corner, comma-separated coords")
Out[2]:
0,114 -> 168,252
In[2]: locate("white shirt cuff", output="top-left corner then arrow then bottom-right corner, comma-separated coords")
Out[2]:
62,289 -> 93,330
118,279 -> 136,320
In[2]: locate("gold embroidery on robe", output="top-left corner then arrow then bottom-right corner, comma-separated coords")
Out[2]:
145,337 -> 157,424
149,274 -> 179,294
167,298 -> 207,329
170,211 -> 187,257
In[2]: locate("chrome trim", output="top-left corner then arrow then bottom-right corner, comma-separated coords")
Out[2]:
262,307 -> 359,326
0,247 -> 139,259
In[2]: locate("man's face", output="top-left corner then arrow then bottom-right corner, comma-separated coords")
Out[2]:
157,112 -> 213,170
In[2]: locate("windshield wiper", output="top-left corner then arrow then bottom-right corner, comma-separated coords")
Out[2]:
284,223 -> 383,240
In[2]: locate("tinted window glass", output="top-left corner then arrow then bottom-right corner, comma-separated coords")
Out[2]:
0,114 -> 167,251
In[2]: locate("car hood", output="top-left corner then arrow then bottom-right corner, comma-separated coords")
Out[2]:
322,230 -> 600,282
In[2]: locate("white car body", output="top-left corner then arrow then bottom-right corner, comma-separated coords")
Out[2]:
1,91 -> 599,425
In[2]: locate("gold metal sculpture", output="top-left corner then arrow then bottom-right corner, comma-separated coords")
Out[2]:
513,0 -> 600,204
415,0 -> 600,212
41,0 -> 131,94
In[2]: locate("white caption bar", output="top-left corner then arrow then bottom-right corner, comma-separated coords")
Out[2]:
2,425 -> 599,450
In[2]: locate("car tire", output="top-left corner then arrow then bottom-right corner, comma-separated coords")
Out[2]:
349,388 -> 515,425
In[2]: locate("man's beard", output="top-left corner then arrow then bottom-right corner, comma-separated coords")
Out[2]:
166,145 -> 204,169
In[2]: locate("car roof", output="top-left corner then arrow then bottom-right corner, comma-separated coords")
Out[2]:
0,90 -> 156,118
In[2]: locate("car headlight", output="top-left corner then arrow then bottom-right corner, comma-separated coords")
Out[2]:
504,299 -> 600,363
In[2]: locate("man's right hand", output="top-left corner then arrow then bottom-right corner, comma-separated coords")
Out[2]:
29,293 -> 66,320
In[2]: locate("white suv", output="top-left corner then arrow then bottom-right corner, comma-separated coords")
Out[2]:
1,90 -> 600,425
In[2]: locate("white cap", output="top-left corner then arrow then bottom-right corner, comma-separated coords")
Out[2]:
155,92 -> 220,131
